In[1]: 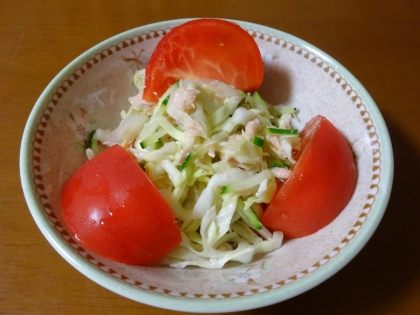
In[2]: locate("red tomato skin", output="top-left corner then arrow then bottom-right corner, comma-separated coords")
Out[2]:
61,145 -> 181,265
143,18 -> 264,102
260,115 -> 357,239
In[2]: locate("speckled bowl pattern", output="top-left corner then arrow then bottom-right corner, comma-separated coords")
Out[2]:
20,19 -> 393,313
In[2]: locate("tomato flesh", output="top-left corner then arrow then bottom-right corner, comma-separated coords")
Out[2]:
61,145 -> 182,265
143,18 -> 264,102
261,115 -> 357,239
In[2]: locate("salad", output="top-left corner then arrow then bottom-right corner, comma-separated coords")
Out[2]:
61,19 -> 356,269
93,74 -> 298,268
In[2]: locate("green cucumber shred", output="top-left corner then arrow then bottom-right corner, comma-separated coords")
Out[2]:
178,152 -> 194,171
252,136 -> 264,147
87,130 -> 98,152
266,127 -> 299,135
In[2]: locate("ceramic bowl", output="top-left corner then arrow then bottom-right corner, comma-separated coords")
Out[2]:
20,19 -> 393,313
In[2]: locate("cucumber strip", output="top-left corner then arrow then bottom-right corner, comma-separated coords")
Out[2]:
152,82 -> 179,117
162,94 -> 170,106
252,136 -> 264,147
238,207 -> 262,230
87,130 -> 97,151
220,185 -> 228,194
269,158 -> 291,168
155,117 -> 185,141
154,138 -> 163,149
178,152 -> 194,171
266,127 -> 299,135
158,81 -> 179,106
151,95 -> 168,117
140,128 -> 167,148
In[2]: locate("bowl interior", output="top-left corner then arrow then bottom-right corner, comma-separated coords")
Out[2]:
20,19 -> 393,312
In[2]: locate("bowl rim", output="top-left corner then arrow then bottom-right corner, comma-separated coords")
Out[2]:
20,18 -> 394,313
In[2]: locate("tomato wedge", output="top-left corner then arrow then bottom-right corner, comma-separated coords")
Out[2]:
61,145 -> 181,265
261,115 -> 357,239
143,18 -> 264,102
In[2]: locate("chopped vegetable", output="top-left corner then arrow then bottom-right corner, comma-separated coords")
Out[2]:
253,136 -> 265,147
267,127 -> 299,135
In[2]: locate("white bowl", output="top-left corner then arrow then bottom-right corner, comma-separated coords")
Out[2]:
20,19 -> 393,313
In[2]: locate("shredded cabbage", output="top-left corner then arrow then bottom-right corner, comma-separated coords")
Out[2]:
90,71 -> 300,269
